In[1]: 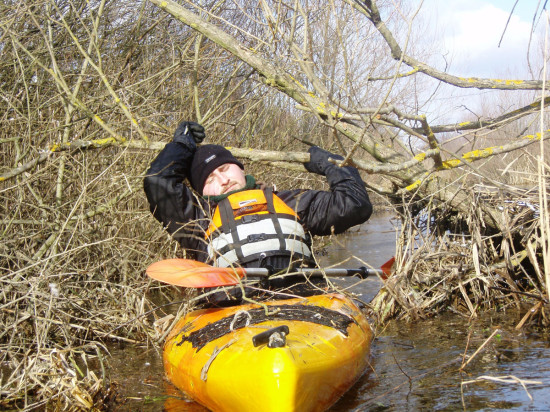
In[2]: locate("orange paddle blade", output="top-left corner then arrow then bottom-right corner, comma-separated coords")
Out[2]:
146,259 -> 245,288
380,256 -> 395,279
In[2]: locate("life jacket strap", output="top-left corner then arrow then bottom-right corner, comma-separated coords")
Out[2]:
265,187 -> 286,252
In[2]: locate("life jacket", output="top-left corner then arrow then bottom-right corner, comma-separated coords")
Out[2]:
205,188 -> 312,268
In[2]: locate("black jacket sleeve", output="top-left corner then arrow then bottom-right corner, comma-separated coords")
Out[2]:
278,161 -> 372,236
143,142 -> 208,259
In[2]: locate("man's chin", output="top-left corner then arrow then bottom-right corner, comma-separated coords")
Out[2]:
223,183 -> 243,194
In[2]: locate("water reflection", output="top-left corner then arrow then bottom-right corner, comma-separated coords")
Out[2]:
319,212 -> 398,268
337,313 -> 550,411
318,212 -> 398,303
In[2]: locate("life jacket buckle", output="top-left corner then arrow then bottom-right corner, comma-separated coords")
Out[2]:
240,214 -> 259,224
246,233 -> 267,243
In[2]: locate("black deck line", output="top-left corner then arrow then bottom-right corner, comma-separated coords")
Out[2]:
176,304 -> 356,351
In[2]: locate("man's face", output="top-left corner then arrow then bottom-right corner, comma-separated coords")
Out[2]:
202,163 -> 246,196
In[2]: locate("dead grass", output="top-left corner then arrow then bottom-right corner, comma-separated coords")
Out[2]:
369,183 -> 549,327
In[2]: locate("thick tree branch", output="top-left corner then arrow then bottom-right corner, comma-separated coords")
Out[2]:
416,97 -> 550,134
351,0 -> 544,91
146,0 -> 412,168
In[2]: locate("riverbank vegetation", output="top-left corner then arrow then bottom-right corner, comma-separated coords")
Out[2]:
1,0 -> 549,409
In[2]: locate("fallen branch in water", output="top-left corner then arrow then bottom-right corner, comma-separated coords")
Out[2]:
459,329 -> 500,372
461,375 -> 542,402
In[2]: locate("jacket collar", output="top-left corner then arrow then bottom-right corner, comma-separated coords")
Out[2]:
203,175 -> 257,203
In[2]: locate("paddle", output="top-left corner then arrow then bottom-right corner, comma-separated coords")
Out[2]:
146,258 -> 394,288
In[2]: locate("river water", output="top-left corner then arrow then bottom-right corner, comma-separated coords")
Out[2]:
109,213 -> 550,411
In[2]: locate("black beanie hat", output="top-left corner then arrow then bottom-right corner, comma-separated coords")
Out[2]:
190,144 -> 244,194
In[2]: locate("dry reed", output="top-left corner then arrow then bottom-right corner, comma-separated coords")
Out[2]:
369,184 -> 548,326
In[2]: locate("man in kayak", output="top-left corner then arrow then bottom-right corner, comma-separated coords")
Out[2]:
144,121 -> 372,296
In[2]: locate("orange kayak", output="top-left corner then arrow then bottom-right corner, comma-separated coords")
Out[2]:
163,293 -> 373,412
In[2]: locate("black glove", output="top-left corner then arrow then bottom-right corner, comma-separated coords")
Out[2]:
304,146 -> 343,176
173,121 -> 205,151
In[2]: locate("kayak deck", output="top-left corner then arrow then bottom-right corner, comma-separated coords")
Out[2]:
163,293 -> 372,412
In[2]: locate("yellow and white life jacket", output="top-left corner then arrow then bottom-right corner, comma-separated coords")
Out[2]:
205,188 -> 312,268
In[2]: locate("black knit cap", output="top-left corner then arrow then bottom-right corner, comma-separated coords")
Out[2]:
190,144 -> 244,194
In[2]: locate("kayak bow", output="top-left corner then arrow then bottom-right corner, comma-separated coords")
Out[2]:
163,293 -> 373,412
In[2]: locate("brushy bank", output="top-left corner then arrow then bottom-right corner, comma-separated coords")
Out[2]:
369,184 -> 549,328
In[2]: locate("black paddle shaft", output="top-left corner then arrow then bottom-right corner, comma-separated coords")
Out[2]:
240,267 -> 381,279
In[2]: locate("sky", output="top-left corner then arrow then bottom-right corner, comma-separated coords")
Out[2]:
408,0 -> 547,122
418,0 -> 547,78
